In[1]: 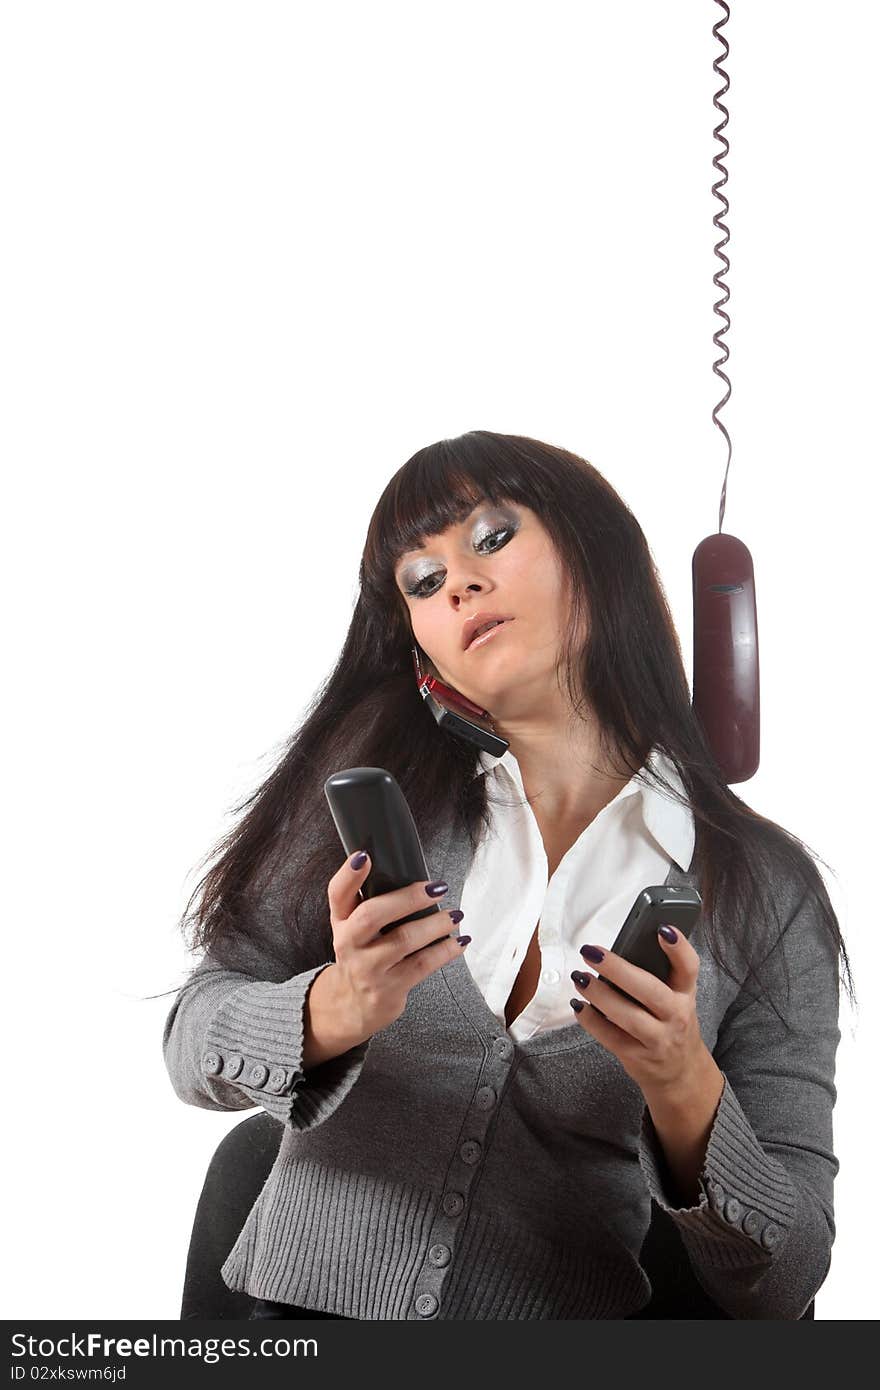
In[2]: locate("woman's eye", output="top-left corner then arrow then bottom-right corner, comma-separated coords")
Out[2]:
405,527 -> 513,599
479,526 -> 511,552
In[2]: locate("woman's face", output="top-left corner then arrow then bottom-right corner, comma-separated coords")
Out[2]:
394,499 -> 582,719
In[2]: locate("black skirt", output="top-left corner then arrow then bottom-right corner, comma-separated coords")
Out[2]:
249,1297 -> 350,1320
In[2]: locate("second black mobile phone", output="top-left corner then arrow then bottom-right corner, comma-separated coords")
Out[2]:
596,885 -> 702,1006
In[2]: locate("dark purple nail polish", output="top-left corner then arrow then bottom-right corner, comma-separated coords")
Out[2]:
349,850 -> 368,869
456,935 -> 472,947
449,909 -> 465,924
580,944 -> 605,964
425,880 -> 449,897
570,997 -> 585,1013
658,925 -> 678,943
571,970 -> 591,987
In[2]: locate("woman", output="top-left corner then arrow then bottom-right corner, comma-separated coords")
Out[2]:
162,430 -> 854,1320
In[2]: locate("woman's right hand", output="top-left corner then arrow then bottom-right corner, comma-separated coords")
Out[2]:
326,851 -> 469,1040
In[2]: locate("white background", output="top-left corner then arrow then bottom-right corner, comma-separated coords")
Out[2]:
3,0 -> 875,1320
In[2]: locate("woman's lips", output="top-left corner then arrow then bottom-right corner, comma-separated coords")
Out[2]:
466,618 -> 514,651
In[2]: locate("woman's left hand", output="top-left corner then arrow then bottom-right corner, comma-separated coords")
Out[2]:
570,928 -> 709,1098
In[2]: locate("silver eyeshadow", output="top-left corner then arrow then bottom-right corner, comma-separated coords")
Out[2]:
397,509 -> 521,599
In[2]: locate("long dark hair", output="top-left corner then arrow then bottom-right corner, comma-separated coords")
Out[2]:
150,430 -> 856,1024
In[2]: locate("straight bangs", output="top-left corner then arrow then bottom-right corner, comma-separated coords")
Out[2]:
361,434 -> 552,600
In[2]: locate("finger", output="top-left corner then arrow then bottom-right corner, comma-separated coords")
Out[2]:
370,908 -> 462,964
327,849 -> 373,925
348,878 -> 451,946
390,926 -> 471,989
570,994 -> 644,1057
655,924 -> 700,993
571,971 -> 662,1046
578,943 -> 673,1018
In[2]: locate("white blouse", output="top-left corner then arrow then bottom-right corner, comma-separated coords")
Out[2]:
459,744 -> 696,1042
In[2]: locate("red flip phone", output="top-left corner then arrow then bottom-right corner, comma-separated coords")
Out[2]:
412,646 -> 509,757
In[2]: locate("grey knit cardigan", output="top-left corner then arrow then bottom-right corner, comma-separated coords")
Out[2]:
162,810 -> 841,1320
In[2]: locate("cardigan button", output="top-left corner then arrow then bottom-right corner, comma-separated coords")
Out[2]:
224,1053 -> 244,1079
442,1192 -> 465,1217
202,1051 -> 223,1075
415,1293 -> 439,1318
707,1182 -> 726,1213
742,1210 -> 762,1237
247,1063 -> 269,1088
460,1140 -> 482,1165
724,1196 -> 743,1225
761,1222 -> 782,1250
492,1036 -> 513,1060
265,1067 -> 288,1093
429,1244 -> 451,1267
475,1086 -> 496,1110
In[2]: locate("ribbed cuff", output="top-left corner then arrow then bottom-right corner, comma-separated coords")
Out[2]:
202,963 -> 371,1131
638,1072 -> 798,1269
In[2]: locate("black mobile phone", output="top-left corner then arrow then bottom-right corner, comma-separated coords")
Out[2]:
596,885 -> 702,1006
324,766 -> 454,946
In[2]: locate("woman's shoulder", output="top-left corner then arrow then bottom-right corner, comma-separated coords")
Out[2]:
740,828 -> 840,1002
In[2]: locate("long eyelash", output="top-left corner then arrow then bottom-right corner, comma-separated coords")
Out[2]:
405,526 -> 512,599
